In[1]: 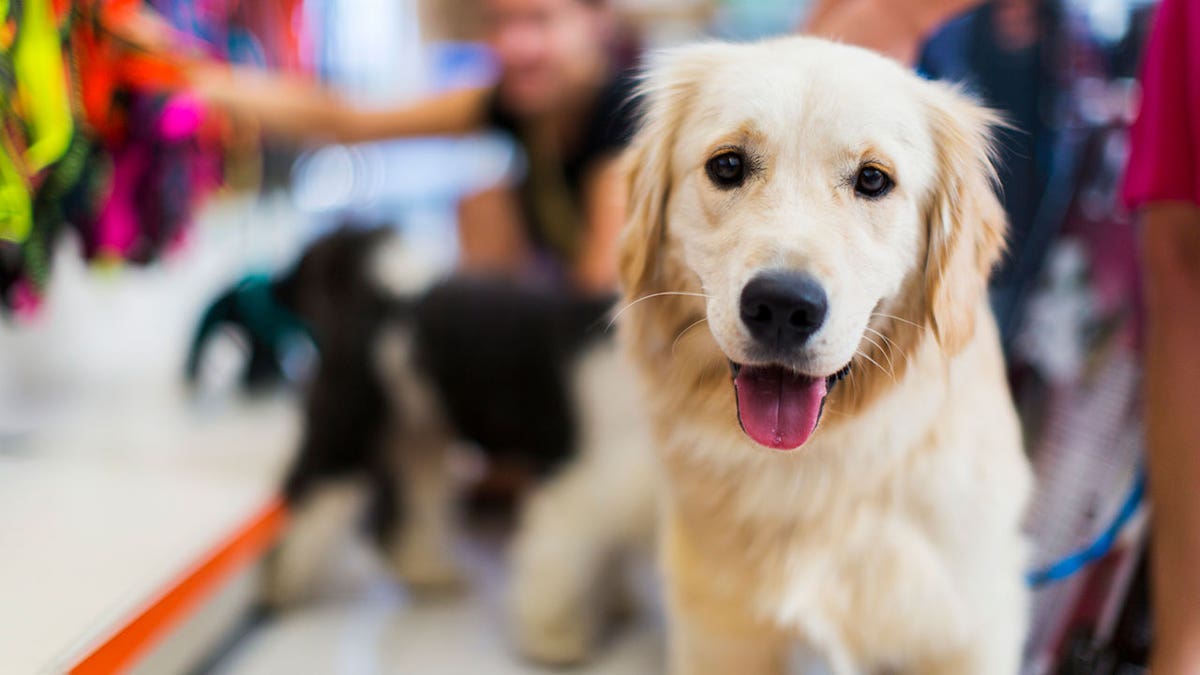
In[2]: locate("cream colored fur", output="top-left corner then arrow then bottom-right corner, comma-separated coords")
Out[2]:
509,339 -> 659,664
618,37 -> 1032,674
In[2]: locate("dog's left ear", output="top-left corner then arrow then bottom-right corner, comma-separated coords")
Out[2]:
921,83 -> 1008,355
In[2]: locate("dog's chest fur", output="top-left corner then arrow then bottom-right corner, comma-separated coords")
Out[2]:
665,452 -> 972,668
647,330 -> 1029,672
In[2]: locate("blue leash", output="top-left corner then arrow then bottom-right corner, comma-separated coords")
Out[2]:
1026,466 -> 1146,587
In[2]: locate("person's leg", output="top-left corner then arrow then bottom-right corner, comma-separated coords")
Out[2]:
1140,202 -> 1200,671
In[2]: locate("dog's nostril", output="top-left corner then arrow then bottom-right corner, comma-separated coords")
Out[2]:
739,271 -> 829,348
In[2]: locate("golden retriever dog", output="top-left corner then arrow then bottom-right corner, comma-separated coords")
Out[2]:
617,37 -> 1033,674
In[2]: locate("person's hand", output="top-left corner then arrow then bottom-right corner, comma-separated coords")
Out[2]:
804,0 -> 982,65
110,7 -> 202,59
806,0 -> 924,64
185,63 -> 301,111
185,61 -> 235,107
1153,645 -> 1200,675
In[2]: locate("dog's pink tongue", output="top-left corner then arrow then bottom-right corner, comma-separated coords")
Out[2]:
734,365 -> 827,450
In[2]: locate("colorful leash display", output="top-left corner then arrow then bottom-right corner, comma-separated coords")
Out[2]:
0,0 -> 311,314
13,0 -> 72,173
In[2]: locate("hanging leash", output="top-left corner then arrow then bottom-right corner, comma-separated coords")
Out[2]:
1026,466 -> 1146,587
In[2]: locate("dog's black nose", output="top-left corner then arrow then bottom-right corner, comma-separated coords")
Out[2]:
740,271 -> 828,348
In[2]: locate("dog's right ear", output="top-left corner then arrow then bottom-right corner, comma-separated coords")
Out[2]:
618,46 -> 716,298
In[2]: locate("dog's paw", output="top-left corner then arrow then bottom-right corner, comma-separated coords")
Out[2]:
511,590 -> 597,666
389,549 -> 464,596
400,565 -> 465,596
260,553 -> 316,610
514,616 -> 594,666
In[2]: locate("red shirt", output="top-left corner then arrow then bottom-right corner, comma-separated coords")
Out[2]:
1123,0 -> 1200,210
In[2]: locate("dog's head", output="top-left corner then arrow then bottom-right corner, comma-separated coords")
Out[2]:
274,225 -> 397,347
619,38 -> 1006,451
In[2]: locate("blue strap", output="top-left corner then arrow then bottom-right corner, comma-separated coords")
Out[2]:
1027,466 -> 1146,587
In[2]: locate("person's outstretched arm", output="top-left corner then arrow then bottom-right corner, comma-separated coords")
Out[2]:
804,0 -> 982,65
190,64 -> 491,144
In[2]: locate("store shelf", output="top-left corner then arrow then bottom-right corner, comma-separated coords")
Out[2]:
68,498 -> 286,674
0,397 -> 296,674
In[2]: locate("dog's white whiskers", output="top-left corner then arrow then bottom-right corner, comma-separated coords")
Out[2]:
858,334 -> 895,378
863,326 -> 904,357
607,291 -> 711,330
870,312 -> 924,331
862,326 -> 907,378
854,349 -> 892,382
671,318 -> 709,355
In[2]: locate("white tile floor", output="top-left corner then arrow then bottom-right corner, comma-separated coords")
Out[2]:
216,533 -> 666,675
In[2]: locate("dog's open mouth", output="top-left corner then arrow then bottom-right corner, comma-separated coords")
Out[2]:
729,361 -> 851,450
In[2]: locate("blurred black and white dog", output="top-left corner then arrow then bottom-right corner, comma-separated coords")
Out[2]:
268,227 -> 656,664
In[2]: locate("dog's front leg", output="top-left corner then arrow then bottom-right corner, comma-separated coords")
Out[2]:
669,611 -> 792,675
509,463 -> 618,666
265,478 -> 369,607
663,516 -> 790,675
913,580 -> 1027,675
387,432 -> 463,594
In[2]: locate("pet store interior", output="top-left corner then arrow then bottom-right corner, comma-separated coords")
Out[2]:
0,0 -> 1191,673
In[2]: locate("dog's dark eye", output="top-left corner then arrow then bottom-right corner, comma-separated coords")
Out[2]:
854,166 -> 892,198
706,151 -> 746,188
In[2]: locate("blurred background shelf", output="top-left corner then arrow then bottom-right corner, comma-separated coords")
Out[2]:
0,393 -> 296,674
0,196 -> 303,674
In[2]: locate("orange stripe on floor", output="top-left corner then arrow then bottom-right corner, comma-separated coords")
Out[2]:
69,498 -> 288,675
